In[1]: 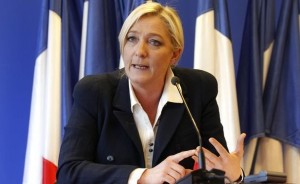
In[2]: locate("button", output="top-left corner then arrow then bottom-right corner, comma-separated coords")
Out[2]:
106,155 -> 114,162
149,149 -> 153,152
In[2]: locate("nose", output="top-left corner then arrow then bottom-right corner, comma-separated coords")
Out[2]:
135,41 -> 147,57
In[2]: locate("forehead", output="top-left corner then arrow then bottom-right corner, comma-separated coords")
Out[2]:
129,15 -> 170,36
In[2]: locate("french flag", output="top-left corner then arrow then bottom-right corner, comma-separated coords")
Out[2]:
193,0 -> 240,153
23,0 -> 62,183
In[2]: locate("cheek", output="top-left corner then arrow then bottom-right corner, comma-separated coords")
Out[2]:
154,53 -> 174,67
122,48 -> 132,65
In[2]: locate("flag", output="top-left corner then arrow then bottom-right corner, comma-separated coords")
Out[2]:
237,1 -> 300,180
194,0 -> 240,152
236,0 -> 284,176
23,0 -> 62,183
263,0 -> 300,148
256,0 -> 300,178
236,0 -> 275,143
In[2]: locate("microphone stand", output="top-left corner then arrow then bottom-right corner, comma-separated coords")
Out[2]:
171,76 -> 225,184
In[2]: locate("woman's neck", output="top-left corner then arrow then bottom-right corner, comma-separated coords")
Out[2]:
132,81 -> 165,125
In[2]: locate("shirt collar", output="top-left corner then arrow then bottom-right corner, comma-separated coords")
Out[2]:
129,68 -> 183,113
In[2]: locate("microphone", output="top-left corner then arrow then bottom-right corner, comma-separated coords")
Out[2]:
171,76 -> 206,170
172,76 -> 227,184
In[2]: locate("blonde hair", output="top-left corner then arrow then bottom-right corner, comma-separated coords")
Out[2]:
118,1 -> 184,61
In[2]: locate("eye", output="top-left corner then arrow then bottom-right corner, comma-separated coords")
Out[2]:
127,36 -> 137,43
149,39 -> 161,46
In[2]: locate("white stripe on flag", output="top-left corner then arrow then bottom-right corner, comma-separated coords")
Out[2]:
119,56 -> 124,69
79,1 -> 89,80
43,9 -> 61,164
262,42 -> 273,89
194,11 -> 240,152
194,11 -> 216,73
23,51 -> 47,184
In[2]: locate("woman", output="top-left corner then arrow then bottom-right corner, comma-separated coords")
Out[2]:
57,1 -> 245,183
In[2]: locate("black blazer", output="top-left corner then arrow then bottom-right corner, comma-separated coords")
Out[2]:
57,67 -> 227,183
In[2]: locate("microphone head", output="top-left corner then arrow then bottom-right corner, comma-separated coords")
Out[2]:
171,76 -> 180,85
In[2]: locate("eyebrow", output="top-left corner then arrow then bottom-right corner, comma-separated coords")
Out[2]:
127,30 -> 164,38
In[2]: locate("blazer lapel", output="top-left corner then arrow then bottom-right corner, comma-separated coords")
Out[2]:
152,102 -> 185,165
112,75 -> 144,161
152,71 -> 191,165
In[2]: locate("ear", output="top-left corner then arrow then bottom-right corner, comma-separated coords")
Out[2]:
171,48 -> 182,65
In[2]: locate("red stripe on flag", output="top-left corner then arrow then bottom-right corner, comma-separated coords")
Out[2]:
193,162 -> 199,170
43,158 -> 57,184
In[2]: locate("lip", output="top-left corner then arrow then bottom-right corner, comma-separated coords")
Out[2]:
132,64 -> 149,70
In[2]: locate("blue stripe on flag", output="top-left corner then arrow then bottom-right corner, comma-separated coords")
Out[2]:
197,0 -> 213,15
61,0 -> 83,131
262,0 -> 275,51
50,0 -> 62,17
36,0 -> 49,55
214,0 -> 231,38
197,0 -> 231,38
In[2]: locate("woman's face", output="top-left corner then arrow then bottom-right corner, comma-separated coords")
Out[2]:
123,15 -> 180,88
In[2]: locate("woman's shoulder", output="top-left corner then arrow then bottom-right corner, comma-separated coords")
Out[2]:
73,69 -> 125,97
172,67 -> 218,100
172,67 -> 217,85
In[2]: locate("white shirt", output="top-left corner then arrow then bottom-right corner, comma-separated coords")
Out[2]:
128,69 -> 183,183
